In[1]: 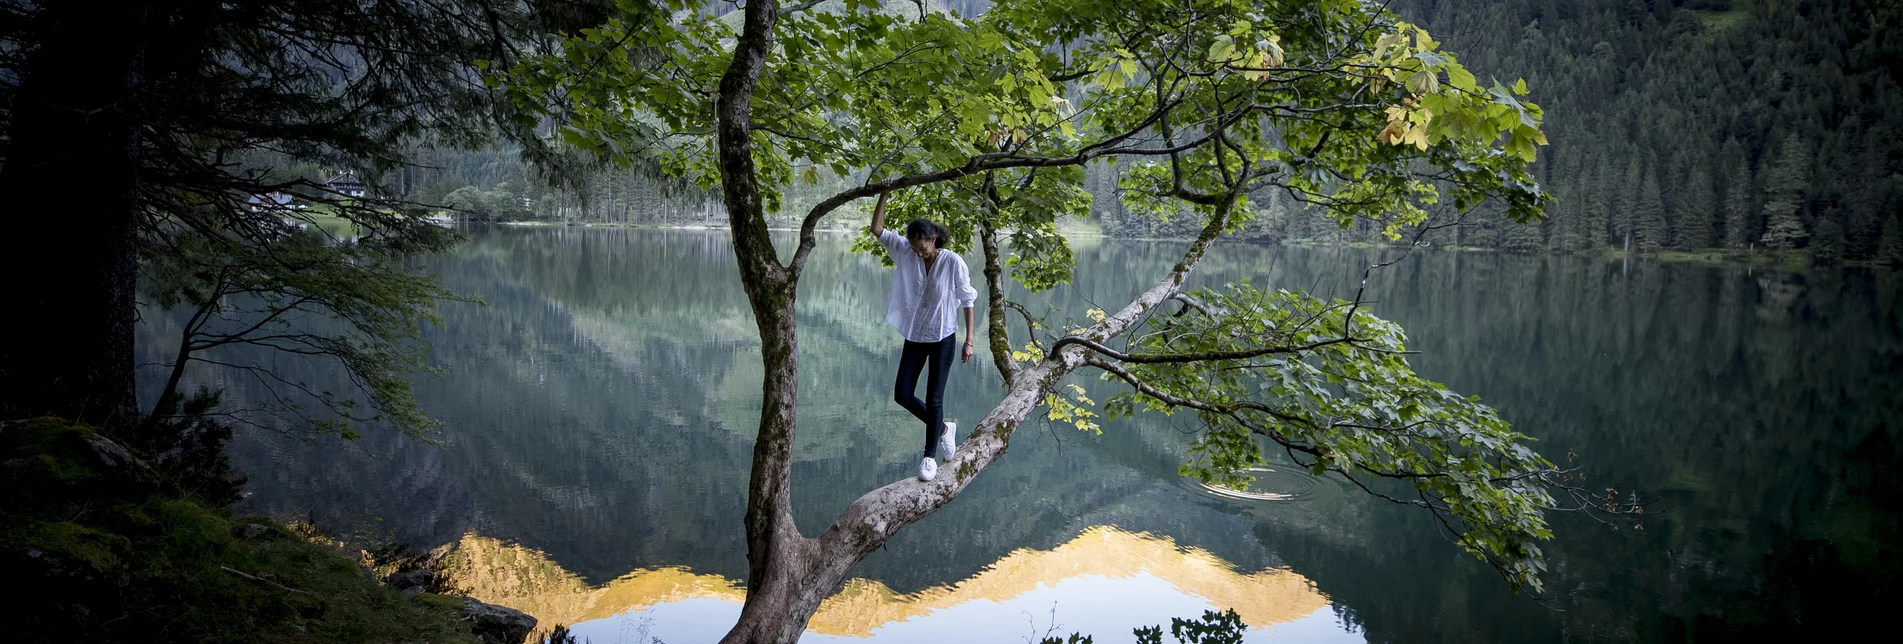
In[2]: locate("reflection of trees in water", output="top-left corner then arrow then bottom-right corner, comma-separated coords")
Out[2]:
144,228 -> 1903,641
1290,251 -> 1903,642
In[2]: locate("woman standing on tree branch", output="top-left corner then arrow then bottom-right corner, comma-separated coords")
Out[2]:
870,189 -> 976,481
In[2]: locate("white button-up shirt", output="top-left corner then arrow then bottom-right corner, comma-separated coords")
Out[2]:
880,229 -> 977,343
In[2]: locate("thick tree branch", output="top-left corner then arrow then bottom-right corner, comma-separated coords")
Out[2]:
786,93 -> 1227,274
777,0 -> 826,16
1046,334 -> 1364,364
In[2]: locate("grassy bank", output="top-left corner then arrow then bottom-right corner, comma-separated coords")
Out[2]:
1591,246 -> 1895,269
466,215 -> 1111,243
0,418 -> 484,643
1250,237 -> 1895,269
436,219 -> 1898,269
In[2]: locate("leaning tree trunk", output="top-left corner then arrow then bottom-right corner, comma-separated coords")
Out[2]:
0,1 -> 151,430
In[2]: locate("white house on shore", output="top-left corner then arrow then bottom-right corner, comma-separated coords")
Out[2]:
326,171 -> 367,198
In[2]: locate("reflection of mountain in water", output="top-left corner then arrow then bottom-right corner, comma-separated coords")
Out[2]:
447,525 -> 1330,637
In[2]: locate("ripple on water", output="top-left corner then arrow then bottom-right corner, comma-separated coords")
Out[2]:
1178,465 -> 1342,504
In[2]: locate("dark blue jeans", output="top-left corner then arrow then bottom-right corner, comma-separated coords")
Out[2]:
895,333 -> 956,458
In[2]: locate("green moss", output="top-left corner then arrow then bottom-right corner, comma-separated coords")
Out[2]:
1,417 -> 480,643
2,418 -> 117,494
17,520 -> 131,570
415,592 -> 468,612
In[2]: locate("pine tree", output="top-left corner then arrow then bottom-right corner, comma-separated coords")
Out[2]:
1880,214 -> 1903,267
1547,159 -> 1583,252
1810,213 -> 1846,265
1568,155 -> 1602,252
1672,166 -> 1716,249
1543,176 -> 1571,252
1589,156 -> 1616,249
1844,143 -> 1889,259
1634,170 -> 1668,253
1614,157 -> 1643,250
1757,136 -> 1811,250
1592,188 -> 1617,252
1503,219 -> 1543,251
1555,154 -> 1589,252
1759,203 -> 1808,250
1724,165 -> 1756,250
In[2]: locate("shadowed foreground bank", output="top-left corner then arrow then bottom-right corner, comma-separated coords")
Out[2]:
0,417 -> 533,644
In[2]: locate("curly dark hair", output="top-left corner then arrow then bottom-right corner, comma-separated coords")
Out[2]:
904,218 -> 952,248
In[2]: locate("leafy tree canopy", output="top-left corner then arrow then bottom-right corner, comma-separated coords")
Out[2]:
503,0 -> 1596,597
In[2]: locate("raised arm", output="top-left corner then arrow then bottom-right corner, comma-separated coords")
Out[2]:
870,190 -> 891,237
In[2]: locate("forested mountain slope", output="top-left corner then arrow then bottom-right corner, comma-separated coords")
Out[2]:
359,1 -> 1902,264
1099,0 -> 1903,263
1418,0 -> 1901,259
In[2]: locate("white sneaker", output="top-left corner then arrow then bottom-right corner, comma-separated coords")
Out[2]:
938,421 -> 957,462
918,457 -> 937,482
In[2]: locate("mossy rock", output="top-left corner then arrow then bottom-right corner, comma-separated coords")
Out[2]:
13,519 -> 132,571
1,417 -> 156,512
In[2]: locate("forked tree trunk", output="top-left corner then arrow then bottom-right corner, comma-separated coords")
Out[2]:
0,1 -> 151,430
713,2 -> 815,641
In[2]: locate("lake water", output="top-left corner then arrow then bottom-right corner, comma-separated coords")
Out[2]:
151,226 -> 1902,642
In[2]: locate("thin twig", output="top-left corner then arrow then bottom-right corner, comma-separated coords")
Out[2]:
220,566 -> 312,596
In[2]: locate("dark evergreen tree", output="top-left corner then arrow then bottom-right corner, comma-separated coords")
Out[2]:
1724,164 -> 1757,250
0,0 -> 588,434
1615,157 -> 1643,251
1879,214 -> 1903,267
1759,137 -> 1812,250
1810,212 -> 1847,265
1672,166 -> 1717,250
1759,207 -> 1809,250
1589,154 -> 1616,248
1635,169 -> 1668,253
1502,208 -> 1545,251
1842,141 -> 1892,260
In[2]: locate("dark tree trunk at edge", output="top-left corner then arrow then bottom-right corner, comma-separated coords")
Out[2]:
0,1 -> 151,431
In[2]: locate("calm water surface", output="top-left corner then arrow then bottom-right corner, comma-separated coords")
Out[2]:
145,227 -> 1902,642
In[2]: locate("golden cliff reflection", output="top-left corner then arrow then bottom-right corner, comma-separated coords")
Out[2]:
445,526 -> 1330,636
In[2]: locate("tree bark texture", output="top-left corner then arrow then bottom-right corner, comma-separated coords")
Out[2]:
713,2 -> 822,642
977,218 -> 1020,385
0,0 -> 152,430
